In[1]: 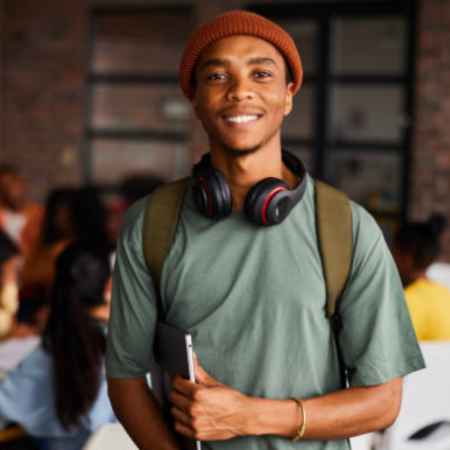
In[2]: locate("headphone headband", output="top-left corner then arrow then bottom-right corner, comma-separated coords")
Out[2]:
192,150 -> 307,225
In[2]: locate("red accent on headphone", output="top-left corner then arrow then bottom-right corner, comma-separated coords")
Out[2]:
261,187 -> 286,225
197,176 -> 214,217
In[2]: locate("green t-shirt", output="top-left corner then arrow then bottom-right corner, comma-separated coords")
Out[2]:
106,176 -> 424,450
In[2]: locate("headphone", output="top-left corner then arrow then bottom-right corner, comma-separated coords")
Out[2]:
192,150 -> 307,226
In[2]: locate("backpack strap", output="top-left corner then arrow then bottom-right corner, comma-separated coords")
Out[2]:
142,177 -> 353,313
142,176 -> 353,377
315,180 -> 353,386
315,180 -> 353,318
143,177 -> 190,296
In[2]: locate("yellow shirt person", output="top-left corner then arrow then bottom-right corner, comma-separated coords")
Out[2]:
405,278 -> 450,341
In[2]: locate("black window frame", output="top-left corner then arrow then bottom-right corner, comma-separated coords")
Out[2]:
248,0 -> 417,225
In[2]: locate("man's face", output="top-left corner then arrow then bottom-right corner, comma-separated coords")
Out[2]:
0,173 -> 26,211
192,35 -> 294,155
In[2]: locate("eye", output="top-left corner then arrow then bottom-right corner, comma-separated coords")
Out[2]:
253,70 -> 273,80
206,72 -> 228,82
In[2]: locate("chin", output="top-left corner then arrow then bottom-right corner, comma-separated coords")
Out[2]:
224,146 -> 261,157
220,139 -> 265,157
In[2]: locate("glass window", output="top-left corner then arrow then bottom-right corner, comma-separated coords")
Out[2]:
325,150 -> 402,213
92,85 -> 190,131
329,86 -> 405,143
92,139 -> 191,184
276,21 -> 317,75
283,84 -> 314,140
332,17 -> 406,75
93,12 -> 192,74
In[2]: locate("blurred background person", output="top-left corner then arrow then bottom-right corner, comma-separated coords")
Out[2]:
0,241 -> 116,450
0,288 -> 48,375
393,214 -> 450,341
0,165 -> 44,260
21,188 -> 76,295
426,214 -> 450,290
70,187 -> 111,250
0,232 -> 21,339
21,186 -> 110,296
120,174 -> 164,208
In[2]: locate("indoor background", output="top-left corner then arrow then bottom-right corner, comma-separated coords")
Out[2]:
1,0 -> 448,255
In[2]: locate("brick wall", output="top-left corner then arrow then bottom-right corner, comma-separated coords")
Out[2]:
1,0 -> 87,201
413,0 -> 450,258
2,0 -> 450,259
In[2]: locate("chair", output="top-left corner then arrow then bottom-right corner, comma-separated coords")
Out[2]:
83,423 -> 138,450
350,432 -> 376,450
375,342 -> 450,450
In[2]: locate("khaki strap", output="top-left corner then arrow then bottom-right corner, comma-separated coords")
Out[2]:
143,176 -> 352,320
143,178 -> 190,294
315,181 -> 353,318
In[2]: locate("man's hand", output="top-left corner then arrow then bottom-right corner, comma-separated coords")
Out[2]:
169,358 -> 403,443
169,357 -> 250,441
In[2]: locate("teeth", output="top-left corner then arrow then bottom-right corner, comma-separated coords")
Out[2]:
226,115 -> 259,124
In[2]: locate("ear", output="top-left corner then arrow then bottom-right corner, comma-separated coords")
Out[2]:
283,82 -> 295,117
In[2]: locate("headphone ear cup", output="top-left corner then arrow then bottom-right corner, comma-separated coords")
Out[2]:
192,168 -> 232,219
244,178 -> 289,226
209,170 -> 232,219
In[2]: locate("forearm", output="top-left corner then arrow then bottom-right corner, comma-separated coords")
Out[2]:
246,378 -> 402,440
107,376 -> 180,450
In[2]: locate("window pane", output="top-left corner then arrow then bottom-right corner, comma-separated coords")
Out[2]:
92,139 -> 191,184
276,21 -> 317,75
329,86 -> 404,142
92,85 -> 190,131
283,84 -> 314,139
93,12 -> 192,74
332,17 -> 406,75
325,150 -> 402,213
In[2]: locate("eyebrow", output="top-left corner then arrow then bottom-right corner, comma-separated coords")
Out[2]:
198,56 -> 278,72
247,57 -> 278,67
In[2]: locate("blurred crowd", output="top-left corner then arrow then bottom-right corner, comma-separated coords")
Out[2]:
0,165 -> 162,450
0,163 -> 450,449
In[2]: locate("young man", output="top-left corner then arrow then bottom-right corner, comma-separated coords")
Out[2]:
106,11 -> 424,450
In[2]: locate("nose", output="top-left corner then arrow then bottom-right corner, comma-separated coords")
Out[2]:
226,76 -> 255,102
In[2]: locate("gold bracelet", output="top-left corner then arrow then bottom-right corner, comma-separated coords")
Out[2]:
291,398 -> 307,441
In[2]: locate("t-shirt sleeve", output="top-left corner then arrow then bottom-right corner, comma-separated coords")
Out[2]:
338,203 -> 425,387
105,198 -> 159,378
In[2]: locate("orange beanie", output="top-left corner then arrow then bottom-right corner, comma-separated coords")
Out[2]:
179,10 -> 303,100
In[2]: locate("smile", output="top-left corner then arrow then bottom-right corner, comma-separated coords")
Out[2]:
224,115 -> 261,124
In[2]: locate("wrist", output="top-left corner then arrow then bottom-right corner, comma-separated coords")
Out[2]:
243,397 -> 299,438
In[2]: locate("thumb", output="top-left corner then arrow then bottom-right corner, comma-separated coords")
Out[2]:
194,353 -> 221,387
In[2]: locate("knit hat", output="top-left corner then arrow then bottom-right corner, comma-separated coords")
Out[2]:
179,10 -> 303,100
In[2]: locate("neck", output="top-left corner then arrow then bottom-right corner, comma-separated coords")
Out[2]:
209,142 -> 297,212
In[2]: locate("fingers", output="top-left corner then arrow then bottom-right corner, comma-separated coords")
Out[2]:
171,404 -> 198,440
174,421 -> 196,439
170,389 -> 192,412
171,406 -> 191,426
195,363 -> 214,385
196,365 -> 223,388
172,374 -> 198,397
